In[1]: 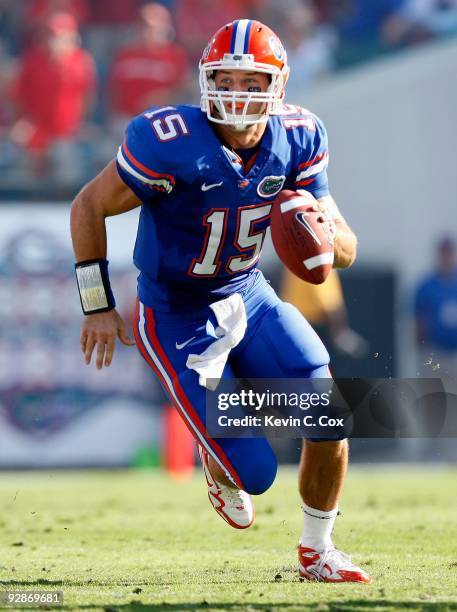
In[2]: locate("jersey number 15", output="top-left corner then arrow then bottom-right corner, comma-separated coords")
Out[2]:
189,203 -> 272,277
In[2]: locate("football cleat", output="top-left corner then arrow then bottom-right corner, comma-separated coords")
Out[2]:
198,446 -> 254,529
298,544 -> 372,583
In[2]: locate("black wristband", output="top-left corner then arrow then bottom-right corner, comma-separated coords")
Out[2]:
75,258 -> 116,315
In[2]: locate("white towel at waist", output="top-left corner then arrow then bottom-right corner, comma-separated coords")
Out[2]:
186,293 -> 247,390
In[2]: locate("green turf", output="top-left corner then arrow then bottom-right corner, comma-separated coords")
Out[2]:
1,466 -> 456,611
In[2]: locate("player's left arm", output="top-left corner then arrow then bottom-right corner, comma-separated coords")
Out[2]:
291,111 -> 357,268
315,194 -> 357,269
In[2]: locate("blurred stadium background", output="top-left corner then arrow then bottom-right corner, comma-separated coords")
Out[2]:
0,0 -> 456,472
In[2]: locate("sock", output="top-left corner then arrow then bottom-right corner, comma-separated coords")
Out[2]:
300,502 -> 338,551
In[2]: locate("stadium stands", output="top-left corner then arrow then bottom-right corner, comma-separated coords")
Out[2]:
0,0 -> 455,196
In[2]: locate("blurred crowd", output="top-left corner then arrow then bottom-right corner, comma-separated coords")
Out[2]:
414,236 -> 457,377
0,0 -> 456,194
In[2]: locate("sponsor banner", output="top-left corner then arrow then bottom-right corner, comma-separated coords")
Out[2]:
0,203 -> 161,467
206,378 -> 457,439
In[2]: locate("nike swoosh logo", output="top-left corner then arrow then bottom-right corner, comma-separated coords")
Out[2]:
175,336 -> 196,350
296,212 -> 322,246
201,181 -> 223,191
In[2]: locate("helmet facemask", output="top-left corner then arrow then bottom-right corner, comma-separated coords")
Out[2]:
199,53 -> 287,130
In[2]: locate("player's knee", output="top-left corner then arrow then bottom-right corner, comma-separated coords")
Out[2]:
236,445 -> 278,495
307,362 -> 331,378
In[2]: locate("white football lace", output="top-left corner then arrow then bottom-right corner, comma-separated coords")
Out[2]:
316,548 -> 354,579
202,450 -> 246,508
223,485 -> 246,508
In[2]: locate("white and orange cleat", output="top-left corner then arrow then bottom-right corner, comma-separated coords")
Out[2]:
198,446 -> 254,529
298,545 -> 372,583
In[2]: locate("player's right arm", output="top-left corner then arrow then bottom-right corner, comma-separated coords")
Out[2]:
70,159 -> 140,370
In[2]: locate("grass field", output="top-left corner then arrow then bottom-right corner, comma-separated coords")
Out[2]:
1,466 -> 456,611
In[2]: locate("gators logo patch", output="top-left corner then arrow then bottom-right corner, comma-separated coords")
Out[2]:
257,175 -> 285,198
269,36 -> 286,62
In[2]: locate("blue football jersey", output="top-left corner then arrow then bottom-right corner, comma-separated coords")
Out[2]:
116,104 -> 330,312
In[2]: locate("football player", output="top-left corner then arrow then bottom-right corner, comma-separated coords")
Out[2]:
71,19 -> 371,583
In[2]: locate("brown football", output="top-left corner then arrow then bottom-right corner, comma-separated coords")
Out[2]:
270,190 -> 334,284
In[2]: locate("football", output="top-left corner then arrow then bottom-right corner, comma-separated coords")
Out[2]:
270,189 -> 334,284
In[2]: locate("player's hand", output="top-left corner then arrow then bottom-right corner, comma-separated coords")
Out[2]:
311,202 -> 337,245
80,309 -> 135,370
